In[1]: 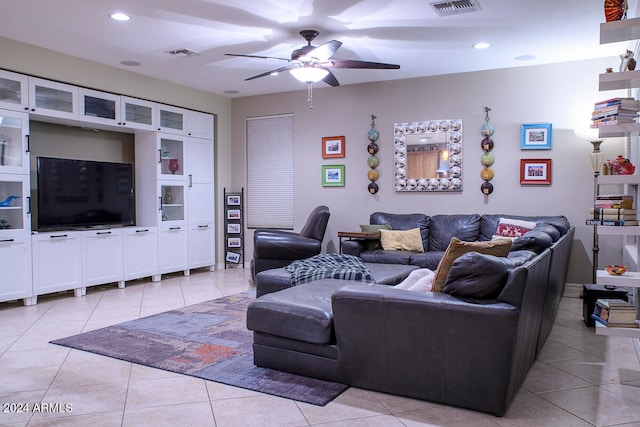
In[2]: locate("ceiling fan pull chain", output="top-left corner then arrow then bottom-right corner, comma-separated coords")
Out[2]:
307,84 -> 314,109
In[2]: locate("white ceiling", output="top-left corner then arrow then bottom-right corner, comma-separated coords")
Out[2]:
0,0 -> 634,98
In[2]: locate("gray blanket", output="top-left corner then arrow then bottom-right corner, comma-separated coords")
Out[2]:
284,254 -> 375,286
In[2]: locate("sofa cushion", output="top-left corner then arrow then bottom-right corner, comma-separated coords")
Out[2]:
428,214 -> 482,251
408,251 -> 445,270
360,249 -> 414,265
370,212 -> 429,249
432,237 -> 512,292
380,228 -> 424,252
247,279 -> 351,345
443,252 -> 517,298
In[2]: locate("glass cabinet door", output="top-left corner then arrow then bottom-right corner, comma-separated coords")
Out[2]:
0,109 -> 29,174
158,135 -> 186,179
158,105 -> 186,134
121,96 -> 156,130
79,88 -> 121,126
159,182 -> 186,223
0,176 -> 29,232
28,77 -> 78,120
0,70 -> 29,112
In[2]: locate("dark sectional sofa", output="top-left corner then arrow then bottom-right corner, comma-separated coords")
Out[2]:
246,212 -> 574,416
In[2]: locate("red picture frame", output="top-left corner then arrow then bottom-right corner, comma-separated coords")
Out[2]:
520,158 -> 552,185
322,136 -> 345,159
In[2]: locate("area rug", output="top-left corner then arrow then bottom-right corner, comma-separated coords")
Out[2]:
50,291 -> 347,406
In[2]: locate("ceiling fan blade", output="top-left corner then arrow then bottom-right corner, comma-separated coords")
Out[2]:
326,59 -> 400,70
308,40 -> 342,62
245,64 -> 297,81
322,70 -> 340,87
225,53 -> 290,62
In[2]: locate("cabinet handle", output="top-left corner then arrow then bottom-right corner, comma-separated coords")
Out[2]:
50,234 -> 68,239
26,196 -> 31,214
169,227 -> 181,231
136,229 -> 150,233
198,224 -> 209,229
0,238 -> 14,243
25,134 -> 30,153
159,197 -> 163,211
158,149 -> 162,164
189,174 -> 193,188
96,231 -> 112,235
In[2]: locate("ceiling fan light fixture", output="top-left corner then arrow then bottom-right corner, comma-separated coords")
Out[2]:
290,66 -> 329,83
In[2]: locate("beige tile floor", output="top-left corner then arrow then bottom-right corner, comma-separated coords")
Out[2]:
1,269 -> 640,426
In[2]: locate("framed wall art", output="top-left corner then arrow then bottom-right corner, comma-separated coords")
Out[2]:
226,194 -> 241,206
227,237 -> 242,248
227,223 -> 241,234
227,209 -> 241,220
520,158 -> 552,185
322,136 -> 345,158
520,123 -> 552,150
226,252 -> 241,263
322,164 -> 345,187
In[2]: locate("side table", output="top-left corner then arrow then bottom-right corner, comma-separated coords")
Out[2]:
338,231 -> 381,253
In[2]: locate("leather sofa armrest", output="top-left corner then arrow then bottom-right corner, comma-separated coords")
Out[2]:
254,230 -> 322,260
331,284 -> 520,415
341,239 -> 367,256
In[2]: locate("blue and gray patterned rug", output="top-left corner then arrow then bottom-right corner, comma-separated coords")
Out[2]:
50,290 -> 347,406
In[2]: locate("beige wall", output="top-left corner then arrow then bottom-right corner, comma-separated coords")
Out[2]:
231,57 -> 630,284
0,36 -> 232,265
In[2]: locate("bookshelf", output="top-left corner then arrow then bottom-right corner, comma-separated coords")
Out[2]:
594,17 -> 640,348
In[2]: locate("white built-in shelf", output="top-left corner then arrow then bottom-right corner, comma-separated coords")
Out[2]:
595,320 -> 640,338
599,174 -> 640,185
600,16 -> 640,43
598,122 -> 640,138
0,206 -> 20,210
596,225 -> 640,235
597,269 -> 640,287
599,70 -> 640,91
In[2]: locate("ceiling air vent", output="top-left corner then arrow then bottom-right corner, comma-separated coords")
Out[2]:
430,0 -> 481,17
167,48 -> 200,57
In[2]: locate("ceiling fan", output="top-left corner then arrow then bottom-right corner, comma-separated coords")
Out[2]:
225,30 -> 401,88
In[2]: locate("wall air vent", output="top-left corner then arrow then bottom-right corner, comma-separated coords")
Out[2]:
430,0 -> 481,16
167,48 -> 200,57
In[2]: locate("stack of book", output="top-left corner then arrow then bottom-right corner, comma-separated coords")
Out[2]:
586,195 -> 638,225
591,97 -> 640,128
592,298 -> 638,328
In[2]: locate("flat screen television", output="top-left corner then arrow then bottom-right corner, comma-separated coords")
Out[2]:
37,157 -> 134,230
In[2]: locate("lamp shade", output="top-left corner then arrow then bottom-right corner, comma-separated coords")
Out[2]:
290,66 -> 329,83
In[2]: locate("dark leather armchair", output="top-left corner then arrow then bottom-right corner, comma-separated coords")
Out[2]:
251,205 -> 330,280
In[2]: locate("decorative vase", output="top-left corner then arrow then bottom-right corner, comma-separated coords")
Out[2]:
168,158 -> 179,174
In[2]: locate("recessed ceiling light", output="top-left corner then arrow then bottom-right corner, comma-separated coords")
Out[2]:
472,42 -> 490,49
120,60 -> 141,67
224,90 -> 240,94
515,55 -> 536,61
110,12 -> 130,21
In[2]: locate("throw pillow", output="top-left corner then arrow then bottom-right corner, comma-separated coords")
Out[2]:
432,237 -> 512,293
359,223 -> 392,250
494,217 -> 537,239
379,228 -> 424,252
394,268 -> 434,292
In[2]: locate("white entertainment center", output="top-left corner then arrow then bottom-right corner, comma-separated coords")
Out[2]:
0,69 -> 215,306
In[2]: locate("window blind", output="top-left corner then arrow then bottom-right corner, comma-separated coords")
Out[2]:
246,114 -> 294,228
